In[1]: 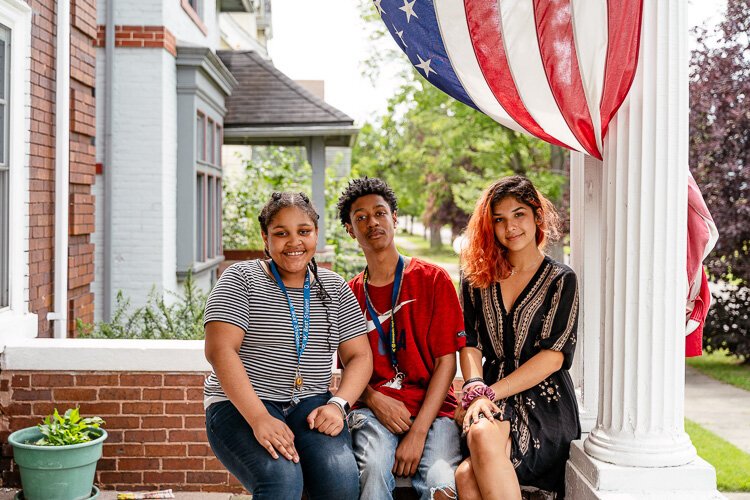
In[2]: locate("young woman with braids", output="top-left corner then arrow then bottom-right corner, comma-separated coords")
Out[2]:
203,192 -> 372,499
455,176 -> 580,499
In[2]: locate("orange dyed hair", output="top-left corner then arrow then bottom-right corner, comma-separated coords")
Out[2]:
461,176 -> 561,289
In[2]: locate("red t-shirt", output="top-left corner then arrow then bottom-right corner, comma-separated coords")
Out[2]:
348,258 -> 466,418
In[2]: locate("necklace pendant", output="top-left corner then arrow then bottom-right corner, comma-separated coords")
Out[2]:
294,374 -> 304,389
291,395 -> 300,406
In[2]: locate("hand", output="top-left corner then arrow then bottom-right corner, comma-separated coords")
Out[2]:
249,413 -> 299,462
462,397 -> 500,434
453,405 -> 467,428
307,404 -> 346,437
367,391 -> 413,435
393,428 -> 427,477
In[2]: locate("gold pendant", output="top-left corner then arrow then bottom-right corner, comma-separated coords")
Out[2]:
294,375 -> 303,389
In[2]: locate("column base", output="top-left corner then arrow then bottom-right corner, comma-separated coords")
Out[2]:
565,441 -> 724,499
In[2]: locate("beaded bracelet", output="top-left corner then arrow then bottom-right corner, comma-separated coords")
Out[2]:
461,384 -> 497,409
461,377 -> 484,388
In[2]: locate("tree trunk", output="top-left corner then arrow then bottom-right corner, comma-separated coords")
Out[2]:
429,222 -> 443,249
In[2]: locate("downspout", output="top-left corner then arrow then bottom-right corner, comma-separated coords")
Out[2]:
103,0 -> 115,321
49,0 -> 71,338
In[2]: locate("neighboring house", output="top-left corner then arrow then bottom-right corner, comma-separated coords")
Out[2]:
0,0 -> 358,338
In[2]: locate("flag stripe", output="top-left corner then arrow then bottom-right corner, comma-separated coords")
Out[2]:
599,0 -> 643,139
434,0 -> 528,135
464,0 -> 573,150
497,0 -> 587,153
570,0 -> 609,153
533,0 -> 601,159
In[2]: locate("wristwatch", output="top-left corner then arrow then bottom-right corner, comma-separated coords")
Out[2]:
327,396 -> 351,419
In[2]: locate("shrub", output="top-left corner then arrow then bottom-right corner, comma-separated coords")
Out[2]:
704,285 -> 750,363
77,273 -> 207,340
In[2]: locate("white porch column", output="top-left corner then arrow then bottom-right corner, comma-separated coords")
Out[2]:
565,1 -> 720,497
568,153 -> 602,436
307,137 -> 327,251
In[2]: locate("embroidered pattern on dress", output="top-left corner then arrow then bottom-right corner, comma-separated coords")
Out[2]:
552,280 -> 579,351
480,285 -> 505,360
512,265 -> 560,358
539,379 -> 561,403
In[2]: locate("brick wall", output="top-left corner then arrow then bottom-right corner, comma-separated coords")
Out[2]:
68,0 -> 97,334
95,25 -> 177,57
27,0 -> 58,337
27,0 -> 97,337
0,371 -> 244,493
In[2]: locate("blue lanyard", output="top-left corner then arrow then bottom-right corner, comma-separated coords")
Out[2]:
363,255 -> 404,369
269,261 -> 311,365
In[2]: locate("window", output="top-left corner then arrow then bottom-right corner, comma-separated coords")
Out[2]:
215,125 -> 222,167
0,24 -> 10,309
207,118 -> 215,165
196,113 -> 205,163
215,178 -> 222,257
196,173 -> 205,262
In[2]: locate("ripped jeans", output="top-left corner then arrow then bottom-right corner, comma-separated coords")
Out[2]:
349,408 -> 461,500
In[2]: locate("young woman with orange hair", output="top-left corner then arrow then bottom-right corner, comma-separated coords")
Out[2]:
455,176 -> 581,499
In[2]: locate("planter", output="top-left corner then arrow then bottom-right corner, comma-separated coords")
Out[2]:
8,427 -> 107,500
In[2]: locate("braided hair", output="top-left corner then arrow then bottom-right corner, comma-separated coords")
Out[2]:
258,192 -> 334,346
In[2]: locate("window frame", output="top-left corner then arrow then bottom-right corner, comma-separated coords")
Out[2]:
194,109 -> 222,265
0,0 -> 36,339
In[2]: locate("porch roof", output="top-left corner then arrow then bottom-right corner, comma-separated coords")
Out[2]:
217,50 -> 358,147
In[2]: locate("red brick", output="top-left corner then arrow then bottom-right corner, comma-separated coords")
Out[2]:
143,471 -> 186,484
124,429 -> 167,443
187,471 -> 229,484
31,373 -> 74,387
165,402 -> 203,415
187,444 -> 212,457
101,415 -> 140,430
184,416 -> 205,429
13,389 -> 52,401
186,388 -> 204,400
163,374 -> 206,387
97,458 -> 117,471
162,458 -> 204,470
144,444 -> 186,457
120,374 -> 163,387
117,457 -> 160,471
99,471 -> 143,484
9,416 -> 41,430
204,457 -> 227,471
32,402 -> 56,416
77,402 -> 121,415
123,402 -> 164,415
98,387 -> 141,400
141,416 -> 182,429
11,375 -> 30,388
103,443 -> 144,457
53,388 -> 98,401
75,373 -> 120,386
142,388 -> 184,401
4,403 -> 32,416
168,429 -> 207,442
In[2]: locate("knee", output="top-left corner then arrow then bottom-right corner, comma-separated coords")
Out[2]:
466,419 -> 509,455
455,460 -> 474,491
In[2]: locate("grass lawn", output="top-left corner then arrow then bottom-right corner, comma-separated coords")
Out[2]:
686,418 -> 750,492
687,350 -> 750,392
395,233 -> 459,266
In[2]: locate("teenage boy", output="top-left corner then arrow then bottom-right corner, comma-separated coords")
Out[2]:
337,177 -> 465,500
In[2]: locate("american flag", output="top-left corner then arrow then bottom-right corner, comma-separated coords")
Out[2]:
375,0 -> 717,354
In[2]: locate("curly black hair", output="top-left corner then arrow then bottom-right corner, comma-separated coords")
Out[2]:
336,177 -> 399,226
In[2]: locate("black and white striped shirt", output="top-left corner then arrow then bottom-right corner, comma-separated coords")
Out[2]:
203,260 -> 367,408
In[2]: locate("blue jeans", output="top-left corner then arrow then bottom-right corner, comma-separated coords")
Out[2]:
349,408 -> 461,500
206,394 -> 359,500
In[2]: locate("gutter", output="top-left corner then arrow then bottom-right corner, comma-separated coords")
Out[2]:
103,0 -> 115,321
49,0 -> 71,338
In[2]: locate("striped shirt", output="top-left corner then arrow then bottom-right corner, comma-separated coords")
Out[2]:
203,259 -> 367,409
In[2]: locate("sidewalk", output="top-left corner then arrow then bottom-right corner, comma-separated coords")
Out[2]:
685,366 -> 750,455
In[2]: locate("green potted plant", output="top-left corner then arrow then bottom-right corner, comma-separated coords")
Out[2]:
8,408 -> 107,500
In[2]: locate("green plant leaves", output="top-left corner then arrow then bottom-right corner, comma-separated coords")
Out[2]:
33,408 -> 105,446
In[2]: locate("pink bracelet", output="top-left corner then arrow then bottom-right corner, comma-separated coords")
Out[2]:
461,384 -> 497,409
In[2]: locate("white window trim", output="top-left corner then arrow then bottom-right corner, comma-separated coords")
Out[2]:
0,0 -> 36,341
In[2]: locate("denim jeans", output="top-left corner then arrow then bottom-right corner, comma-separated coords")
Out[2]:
206,394 -> 359,500
349,408 -> 461,500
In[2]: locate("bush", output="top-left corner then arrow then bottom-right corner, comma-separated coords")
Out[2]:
704,285 -> 750,363
34,408 -> 105,446
77,273 -> 207,340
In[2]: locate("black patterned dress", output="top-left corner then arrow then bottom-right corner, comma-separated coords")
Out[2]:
460,256 -> 581,497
